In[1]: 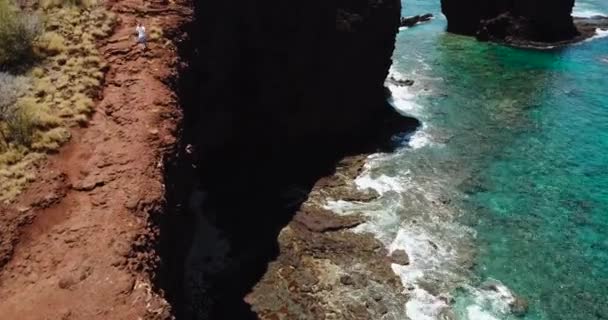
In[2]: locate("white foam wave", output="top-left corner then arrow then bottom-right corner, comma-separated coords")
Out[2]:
466,305 -> 500,320
386,69 -> 439,150
388,83 -> 424,116
322,65 -> 522,320
573,9 -> 605,18
409,130 -> 431,149
573,3 -> 605,18
354,205 -> 403,245
386,68 -> 425,117
404,125 -> 437,149
473,281 -> 517,315
355,171 -> 409,194
389,227 -> 458,283
406,288 -> 450,320
586,28 -> 608,42
344,153 -> 413,196
323,199 -> 360,214
450,279 -> 525,320
388,223 -> 475,320
324,163 -> 478,319
325,196 -> 403,245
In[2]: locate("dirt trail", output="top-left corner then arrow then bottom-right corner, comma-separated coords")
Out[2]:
0,0 -> 191,318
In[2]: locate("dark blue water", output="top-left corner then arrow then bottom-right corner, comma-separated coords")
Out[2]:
379,1 -> 608,319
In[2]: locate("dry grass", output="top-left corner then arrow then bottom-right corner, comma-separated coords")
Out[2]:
0,2 -> 116,203
148,26 -> 164,42
40,0 -> 98,10
36,31 -> 67,55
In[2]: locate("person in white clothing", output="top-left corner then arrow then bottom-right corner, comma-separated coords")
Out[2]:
135,22 -> 147,49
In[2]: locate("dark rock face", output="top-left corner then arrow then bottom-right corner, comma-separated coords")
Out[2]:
191,0 -> 410,165
441,0 -> 579,43
165,0 -> 419,318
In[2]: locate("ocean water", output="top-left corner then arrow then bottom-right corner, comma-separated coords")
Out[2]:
326,1 -> 608,319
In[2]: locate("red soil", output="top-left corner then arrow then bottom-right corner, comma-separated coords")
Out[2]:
0,0 -> 191,318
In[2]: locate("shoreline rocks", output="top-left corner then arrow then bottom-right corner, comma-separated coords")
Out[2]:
246,155 -> 408,319
387,76 -> 414,87
479,15 -> 608,49
440,0 -> 608,48
510,295 -> 529,317
389,249 -> 410,266
400,13 -> 433,28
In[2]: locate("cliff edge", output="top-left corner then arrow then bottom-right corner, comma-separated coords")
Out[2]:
0,0 -> 192,319
191,0 -> 409,167
162,0 -> 419,318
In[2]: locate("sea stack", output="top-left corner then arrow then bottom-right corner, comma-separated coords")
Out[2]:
440,0 -> 579,43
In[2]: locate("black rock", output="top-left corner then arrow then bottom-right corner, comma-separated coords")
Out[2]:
388,76 -> 414,87
400,13 -> 434,28
340,275 -> 355,286
510,295 -> 529,317
441,0 -> 579,43
389,249 -> 410,265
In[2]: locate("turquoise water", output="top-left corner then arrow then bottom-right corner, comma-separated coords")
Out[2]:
385,1 -> 608,319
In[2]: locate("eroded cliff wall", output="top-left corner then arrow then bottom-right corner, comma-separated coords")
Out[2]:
189,0 -> 410,174
441,0 -> 579,43
162,0 -> 418,318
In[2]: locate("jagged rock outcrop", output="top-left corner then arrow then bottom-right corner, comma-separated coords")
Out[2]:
441,0 -> 579,44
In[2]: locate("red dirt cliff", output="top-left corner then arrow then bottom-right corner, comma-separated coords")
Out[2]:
0,0 -> 192,318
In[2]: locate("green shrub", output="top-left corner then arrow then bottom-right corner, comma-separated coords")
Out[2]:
0,72 -> 29,110
0,0 -> 42,68
4,100 -> 35,146
0,72 -> 30,148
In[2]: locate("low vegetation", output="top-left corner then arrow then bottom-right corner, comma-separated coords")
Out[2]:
0,0 -> 116,202
0,0 -> 42,67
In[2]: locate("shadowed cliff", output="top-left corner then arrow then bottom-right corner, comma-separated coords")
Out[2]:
158,0 -> 419,319
191,0 -> 409,156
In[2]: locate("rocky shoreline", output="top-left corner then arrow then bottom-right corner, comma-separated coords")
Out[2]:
493,15 -> 608,49
440,0 -> 608,49
246,155 -> 410,319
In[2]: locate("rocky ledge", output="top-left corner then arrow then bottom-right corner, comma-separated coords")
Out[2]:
246,155 -> 408,319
